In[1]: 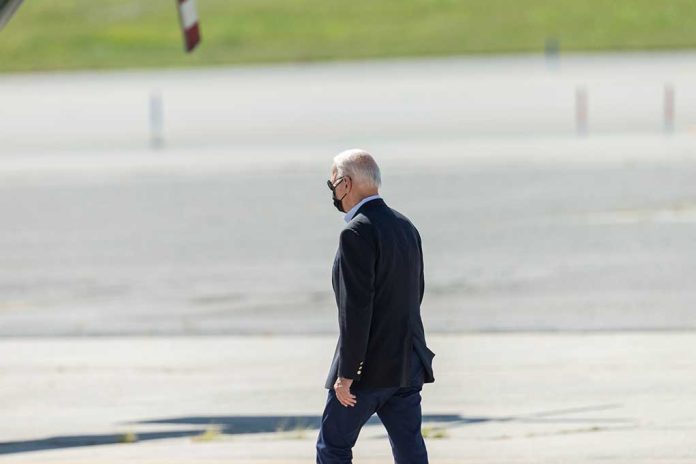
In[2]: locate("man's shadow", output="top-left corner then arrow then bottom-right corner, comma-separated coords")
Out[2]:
0,404 -> 631,456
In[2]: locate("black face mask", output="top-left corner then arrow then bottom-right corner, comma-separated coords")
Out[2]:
332,191 -> 348,212
327,176 -> 349,213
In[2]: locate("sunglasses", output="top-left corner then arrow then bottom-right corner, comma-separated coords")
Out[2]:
326,176 -> 348,191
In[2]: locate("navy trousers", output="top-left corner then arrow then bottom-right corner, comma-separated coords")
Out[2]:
316,347 -> 429,464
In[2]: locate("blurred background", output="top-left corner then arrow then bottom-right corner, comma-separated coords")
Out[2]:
1,1 -> 695,462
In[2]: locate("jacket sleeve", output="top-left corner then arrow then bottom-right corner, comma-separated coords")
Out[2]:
336,226 -> 375,381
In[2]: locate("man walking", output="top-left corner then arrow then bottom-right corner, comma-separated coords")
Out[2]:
317,149 -> 436,464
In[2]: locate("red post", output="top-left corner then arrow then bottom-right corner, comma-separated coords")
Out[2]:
664,83 -> 675,134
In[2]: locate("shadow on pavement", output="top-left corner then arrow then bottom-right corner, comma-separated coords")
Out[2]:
0,404 -> 631,456
0,414 -> 463,455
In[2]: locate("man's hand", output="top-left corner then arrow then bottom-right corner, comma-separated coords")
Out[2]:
333,376 -> 357,407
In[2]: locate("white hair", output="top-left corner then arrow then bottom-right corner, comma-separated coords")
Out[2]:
333,149 -> 381,189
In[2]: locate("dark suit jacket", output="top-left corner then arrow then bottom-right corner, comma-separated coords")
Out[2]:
324,197 -> 436,389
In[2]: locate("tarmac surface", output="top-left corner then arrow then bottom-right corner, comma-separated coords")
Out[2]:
1,52 -> 696,336
1,333 -> 695,463
0,134 -> 695,336
4,51 -> 696,152
1,53 -> 696,462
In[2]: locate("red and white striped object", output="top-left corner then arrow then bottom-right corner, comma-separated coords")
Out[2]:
177,0 -> 201,53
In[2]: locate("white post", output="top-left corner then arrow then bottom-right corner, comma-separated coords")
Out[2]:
150,90 -> 164,149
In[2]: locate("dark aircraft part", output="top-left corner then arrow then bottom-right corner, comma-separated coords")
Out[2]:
0,0 -> 24,31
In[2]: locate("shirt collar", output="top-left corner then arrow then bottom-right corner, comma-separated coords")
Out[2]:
344,194 -> 382,223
